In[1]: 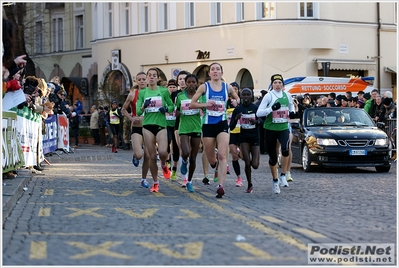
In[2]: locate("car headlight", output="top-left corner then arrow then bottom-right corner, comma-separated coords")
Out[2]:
375,138 -> 388,146
317,138 -> 338,146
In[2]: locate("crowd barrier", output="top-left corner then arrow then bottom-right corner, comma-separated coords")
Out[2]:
2,107 -> 70,173
384,118 -> 397,152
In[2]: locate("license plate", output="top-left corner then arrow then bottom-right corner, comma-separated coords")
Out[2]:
350,150 -> 367,156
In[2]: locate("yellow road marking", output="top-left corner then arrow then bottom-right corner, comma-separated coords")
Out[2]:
44,189 -> 54,195
259,216 -> 285,223
175,209 -> 201,218
135,242 -> 203,259
38,208 -> 51,216
66,241 -> 131,260
30,241 -> 47,259
64,207 -> 105,218
114,208 -> 159,218
293,228 -> 327,238
99,190 -> 133,196
234,242 -> 300,260
65,190 -> 94,196
166,182 -> 309,251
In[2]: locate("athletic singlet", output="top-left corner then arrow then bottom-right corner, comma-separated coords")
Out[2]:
202,81 -> 228,125
130,89 -> 139,117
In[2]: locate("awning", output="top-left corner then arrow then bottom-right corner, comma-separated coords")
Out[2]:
384,66 -> 397,73
315,58 -> 376,71
61,77 -> 89,96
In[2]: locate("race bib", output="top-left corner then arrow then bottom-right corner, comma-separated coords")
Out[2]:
181,99 -> 199,115
166,108 -> 176,121
207,100 -> 225,117
145,96 -> 163,113
272,107 -> 289,123
240,114 -> 256,129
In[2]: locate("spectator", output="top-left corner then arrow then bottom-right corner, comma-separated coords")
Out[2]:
70,112 -> 80,148
98,106 -> 107,146
89,105 -> 100,145
74,98 -> 83,115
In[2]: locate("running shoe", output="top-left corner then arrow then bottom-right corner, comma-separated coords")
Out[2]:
186,182 -> 194,192
279,175 -> 289,187
180,159 -> 188,175
150,183 -> 159,193
226,164 -> 230,174
245,185 -> 253,193
216,185 -> 225,198
111,146 -> 116,153
182,177 -> 188,187
235,176 -> 243,187
286,171 -> 293,182
132,157 -> 140,167
202,177 -> 210,185
273,181 -> 280,194
162,165 -> 171,179
141,179 -> 150,188
171,170 -> 177,180
213,170 -> 218,182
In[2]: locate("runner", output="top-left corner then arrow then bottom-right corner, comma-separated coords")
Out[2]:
256,74 -> 298,194
165,79 -> 180,181
173,70 -> 190,184
136,68 -> 174,193
229,88 -> 262,193
109,101 -> 123,153
189,62 -> 240,198
121,72 -> 150,188
226,81 -> 242,186
175,74 -> 202,192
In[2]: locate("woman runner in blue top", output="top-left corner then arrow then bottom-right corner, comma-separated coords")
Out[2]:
189,62 -> 240,198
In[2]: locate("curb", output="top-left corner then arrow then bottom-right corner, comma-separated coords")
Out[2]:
45,154 -> 114,163
2,169 -> 32,223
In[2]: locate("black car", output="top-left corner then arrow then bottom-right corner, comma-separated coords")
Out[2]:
290,107 -> 391,172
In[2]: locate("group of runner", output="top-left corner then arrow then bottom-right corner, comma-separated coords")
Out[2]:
122,63 -> 297,198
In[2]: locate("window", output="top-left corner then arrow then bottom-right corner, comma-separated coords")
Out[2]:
299,2 -> 318,18
35,21 -> 43,54
125,3 -> 130,35
236,2 -> 245,22
211,2 -> 222,25
141,2 -> 149,33
75,15 -> 84,49
185,2 -> 195,27
256,2 -> 275,19
159,3 -> 169,31
108,3 -> 113,36
52,18 -> 63,52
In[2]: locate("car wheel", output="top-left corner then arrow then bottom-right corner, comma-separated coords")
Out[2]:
302,144 -> 314,172
375,165 -> 391,173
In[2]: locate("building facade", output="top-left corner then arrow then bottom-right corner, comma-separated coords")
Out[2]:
24,2 -> 397,108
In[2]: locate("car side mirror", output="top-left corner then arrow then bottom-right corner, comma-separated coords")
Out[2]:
376,122 -> 385,129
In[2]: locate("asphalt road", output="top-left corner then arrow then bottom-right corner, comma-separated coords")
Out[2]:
2,145 -> 397,266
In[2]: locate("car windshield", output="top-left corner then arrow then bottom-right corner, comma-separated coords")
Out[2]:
304,107 -> 375,127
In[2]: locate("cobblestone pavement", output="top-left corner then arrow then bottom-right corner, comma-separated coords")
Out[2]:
2,145 -> 397,266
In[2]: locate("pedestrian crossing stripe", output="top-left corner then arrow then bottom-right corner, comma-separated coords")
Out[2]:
30,241 -> 47,259
38,208 -> 51,216
175,209 -> 201,218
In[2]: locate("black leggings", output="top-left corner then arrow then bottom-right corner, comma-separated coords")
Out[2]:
265,128 -> 290,166
167,126 -> 180,162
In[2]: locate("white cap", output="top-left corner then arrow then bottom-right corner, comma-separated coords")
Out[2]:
72,112 -> 77,117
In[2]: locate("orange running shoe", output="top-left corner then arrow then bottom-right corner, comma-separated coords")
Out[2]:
162,165 -> 171,179
150,183 -> 159,193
